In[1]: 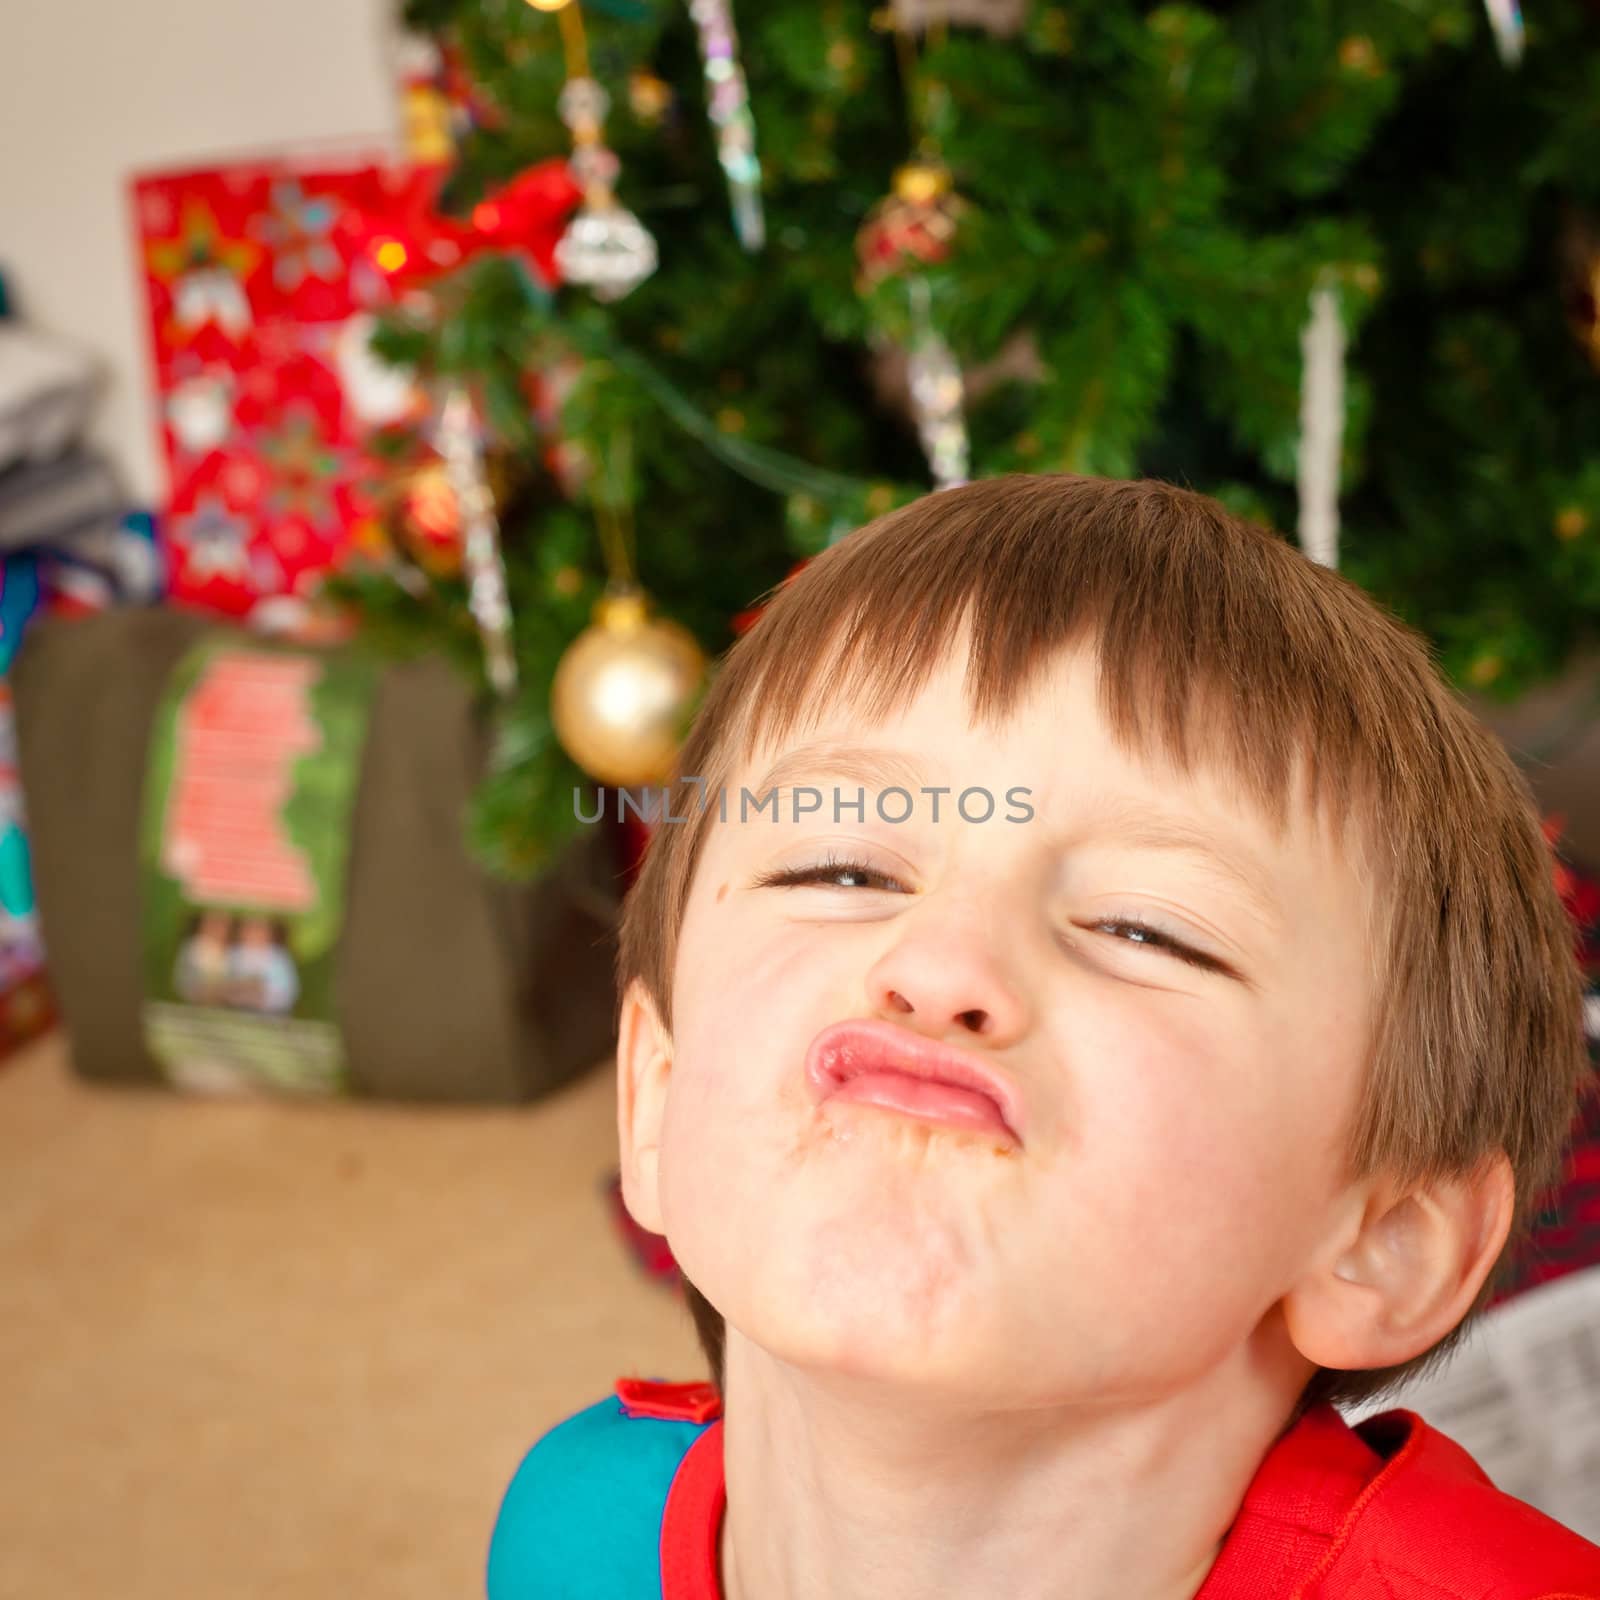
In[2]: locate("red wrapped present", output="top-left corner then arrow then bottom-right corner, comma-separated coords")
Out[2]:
131,151 -> 581,621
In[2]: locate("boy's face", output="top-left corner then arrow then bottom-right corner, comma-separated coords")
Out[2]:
630,636 -> 1380,1405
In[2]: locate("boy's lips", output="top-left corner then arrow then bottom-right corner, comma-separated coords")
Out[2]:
804,1019 -> 1025,1145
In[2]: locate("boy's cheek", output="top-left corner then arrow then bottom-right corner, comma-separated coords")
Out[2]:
677,921 -> 864,1068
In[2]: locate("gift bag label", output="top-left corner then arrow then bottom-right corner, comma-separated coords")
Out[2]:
139,637 -> 375,1095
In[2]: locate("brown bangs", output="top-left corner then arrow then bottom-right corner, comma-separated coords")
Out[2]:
729,473 -> 1409,857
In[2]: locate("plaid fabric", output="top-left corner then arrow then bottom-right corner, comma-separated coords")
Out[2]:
1492,816 -> 1600,1306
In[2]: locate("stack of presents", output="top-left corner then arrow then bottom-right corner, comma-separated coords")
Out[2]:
0,268 -> 164,1058
0,148 -> 443,1073
0,120 -> 621,1101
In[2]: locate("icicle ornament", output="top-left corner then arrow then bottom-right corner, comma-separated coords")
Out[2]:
688,0 -> 765,251
1483,0 -> 1525,65
438,388 -> 518,696
905,267 -> 969,491
1296,278 -> 1346,571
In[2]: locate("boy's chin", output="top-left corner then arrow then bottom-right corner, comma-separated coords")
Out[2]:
757,1336 -> 1083,1413
727,1279 -> 1028,1397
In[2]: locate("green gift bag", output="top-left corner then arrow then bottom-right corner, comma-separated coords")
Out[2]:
12,608 -> 622,1103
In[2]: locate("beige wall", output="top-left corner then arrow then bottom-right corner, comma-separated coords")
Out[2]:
1,0 -> 402,505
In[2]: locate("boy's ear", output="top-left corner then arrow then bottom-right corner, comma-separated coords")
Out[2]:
1280,1150 -> 1515,1374
616,978 -> 673,1238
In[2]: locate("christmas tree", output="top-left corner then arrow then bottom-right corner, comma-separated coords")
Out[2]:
332,0 -> 1600,878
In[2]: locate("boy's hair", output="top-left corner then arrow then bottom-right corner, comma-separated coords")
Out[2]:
615,473 -> 1591,1415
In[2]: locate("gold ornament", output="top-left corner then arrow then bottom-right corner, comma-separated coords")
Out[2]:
628,69 -> 673,123
855,163 -> 965,293
388,443 -> 527,581
398,461 -> 464,577
1338,35 -> 1382,76
1556,506 -> 1589,541
894,157 -> 952,208
405,463 -> 458,538
402,85 -> 456,164
551,584 -> 709,786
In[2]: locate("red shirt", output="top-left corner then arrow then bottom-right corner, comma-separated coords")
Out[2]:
655,1394 -> 1600,1599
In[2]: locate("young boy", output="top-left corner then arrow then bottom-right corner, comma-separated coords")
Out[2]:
487,474 -> 1600,1598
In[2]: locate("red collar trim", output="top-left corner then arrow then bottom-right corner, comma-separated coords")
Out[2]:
1194,1401 -> 1391,1596
660,1418 -> 725,1600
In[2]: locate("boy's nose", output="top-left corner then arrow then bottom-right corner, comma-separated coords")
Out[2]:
864,922 -> 1031,1045
881,988 -> 992,1036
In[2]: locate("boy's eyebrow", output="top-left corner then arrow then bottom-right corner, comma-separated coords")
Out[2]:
1071,795 -> 1284,929
748,744 -> 1283,928
749,741 -> 931,801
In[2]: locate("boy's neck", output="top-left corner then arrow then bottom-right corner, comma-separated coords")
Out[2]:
714,1333 -> 1311,1600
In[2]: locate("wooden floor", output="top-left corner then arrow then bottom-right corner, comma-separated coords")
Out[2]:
0,1033 -> 703,1599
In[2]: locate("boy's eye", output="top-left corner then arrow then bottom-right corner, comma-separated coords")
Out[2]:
753,854 -> 908,893
1089,917 -> 1224,974
750,865 -> 1230,976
